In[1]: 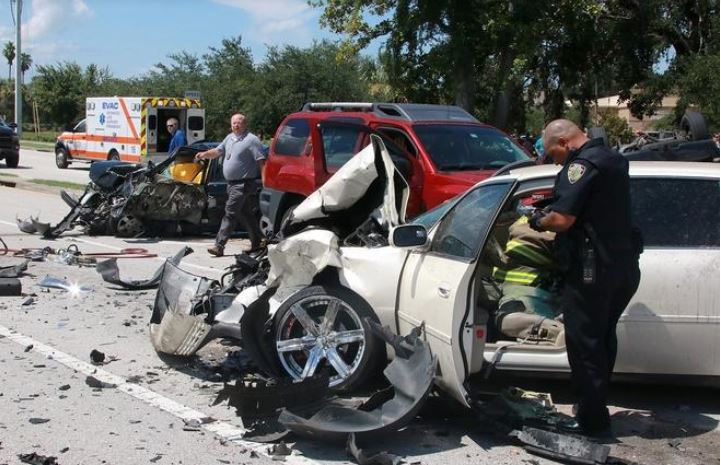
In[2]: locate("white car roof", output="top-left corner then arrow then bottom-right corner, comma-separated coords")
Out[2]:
493,161 -> 719,185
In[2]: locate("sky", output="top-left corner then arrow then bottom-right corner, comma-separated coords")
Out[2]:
0,0 -> 383,79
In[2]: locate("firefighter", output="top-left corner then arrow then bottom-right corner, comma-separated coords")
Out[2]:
530,119 -> 642,437
492,211 -> 562,343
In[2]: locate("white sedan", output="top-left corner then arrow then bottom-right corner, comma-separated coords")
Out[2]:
271,158 -> 719,406
152,137 -> 719,407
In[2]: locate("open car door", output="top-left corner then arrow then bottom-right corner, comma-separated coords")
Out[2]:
396,180 -> 515,406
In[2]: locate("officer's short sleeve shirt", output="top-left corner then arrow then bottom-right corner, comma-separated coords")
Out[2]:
550,159 -> 598,217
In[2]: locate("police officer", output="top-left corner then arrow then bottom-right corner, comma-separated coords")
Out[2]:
529,119 -> 641,436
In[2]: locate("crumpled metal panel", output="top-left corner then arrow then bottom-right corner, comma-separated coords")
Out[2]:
124,178 -> 205,224
96,246 -> 192,290
266,229 -> 342,289
278,322 -> 437,442
282,135 -> 408,239
149,260 -> 214,355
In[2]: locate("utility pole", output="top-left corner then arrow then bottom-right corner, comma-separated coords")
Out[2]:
14,0 -> 22,137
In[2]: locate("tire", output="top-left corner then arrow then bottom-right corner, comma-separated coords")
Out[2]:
4,151 -> 18,168
108,150 -> 120,161
273,285 -> 383,391
681,111 -> 709,141
55,147 -> 69,169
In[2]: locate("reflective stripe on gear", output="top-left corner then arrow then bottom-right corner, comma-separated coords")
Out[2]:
492,267 -> 540,285
506,239 -> 554,267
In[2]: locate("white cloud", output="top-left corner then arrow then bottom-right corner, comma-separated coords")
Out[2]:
24,0 -> 92,40
0,0 -> 92,70
212,0 -> 319,43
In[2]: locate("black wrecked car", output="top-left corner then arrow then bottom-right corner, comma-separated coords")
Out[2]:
0,120 -> 20,168
620,111 -> 719,162
37,141 -> 241,238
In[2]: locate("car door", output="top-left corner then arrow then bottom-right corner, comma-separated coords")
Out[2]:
616,175 -> 720,377
185,108 -> 205,145
396,180 -> 515,406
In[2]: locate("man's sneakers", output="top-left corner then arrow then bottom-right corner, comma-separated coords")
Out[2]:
207,245 -> 224,257
208,239 -> 267,257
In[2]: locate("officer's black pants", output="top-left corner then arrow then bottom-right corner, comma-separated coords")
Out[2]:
561,255 -> 640,431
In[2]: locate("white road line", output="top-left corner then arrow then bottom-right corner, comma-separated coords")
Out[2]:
0,324 -> 320,465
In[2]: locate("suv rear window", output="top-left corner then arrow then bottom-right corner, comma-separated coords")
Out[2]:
631,178 -> 719,247
274,119 -> 310,156
414,124 -> 528,171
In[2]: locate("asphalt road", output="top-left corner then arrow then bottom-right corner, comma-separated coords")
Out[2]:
0,175 -> 718,465
1,148 -> 92,186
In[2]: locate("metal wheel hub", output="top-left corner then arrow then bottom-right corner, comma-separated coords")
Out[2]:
276,296 -> 367,387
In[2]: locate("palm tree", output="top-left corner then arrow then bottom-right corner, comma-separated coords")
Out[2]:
3,42 -> 15,81
20,53 -> 31,82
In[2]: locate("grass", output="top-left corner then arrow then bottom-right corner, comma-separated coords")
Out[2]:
21,140 -> 54,152
21,131 -> 59,143
0,172 -> 18,177
29,178 -> 86,190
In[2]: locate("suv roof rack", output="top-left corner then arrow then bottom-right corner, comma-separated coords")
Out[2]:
301,102 -> 479,123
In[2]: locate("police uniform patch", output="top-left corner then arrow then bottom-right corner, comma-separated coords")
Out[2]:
567,163 -> 586,184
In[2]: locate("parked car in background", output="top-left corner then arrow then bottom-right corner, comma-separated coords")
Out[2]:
259,102 -> 529,236
0,120 -> 20,168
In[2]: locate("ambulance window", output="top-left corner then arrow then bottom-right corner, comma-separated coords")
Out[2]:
189,116 -> 204,131
148,115 -> 157,131
74,120 -> 86,132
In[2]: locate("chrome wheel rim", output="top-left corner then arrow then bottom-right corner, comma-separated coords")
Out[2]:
276,295 -> 366,387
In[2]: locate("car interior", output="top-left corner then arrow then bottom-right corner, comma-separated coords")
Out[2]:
474,187 -> 567,350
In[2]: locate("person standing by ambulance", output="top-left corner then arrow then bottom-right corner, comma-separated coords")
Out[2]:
529,119 -> 642,436
195,113 -> 266,256
166,117 -> 187,155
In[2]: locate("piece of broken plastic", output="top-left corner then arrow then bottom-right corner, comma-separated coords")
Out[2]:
510,426 -> 610,465
0,259 -> 29,278
39,276 -> 92,294
96,246 -> 192,290
278,321 -> 437,442
346,433 -> 401,465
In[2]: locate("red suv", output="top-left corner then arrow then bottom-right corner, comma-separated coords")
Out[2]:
260,102 -> 529,235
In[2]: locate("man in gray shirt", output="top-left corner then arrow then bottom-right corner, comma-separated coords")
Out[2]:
195,113 -> 266,256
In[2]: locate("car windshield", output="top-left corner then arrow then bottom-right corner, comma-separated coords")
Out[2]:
413,124 -> 529,171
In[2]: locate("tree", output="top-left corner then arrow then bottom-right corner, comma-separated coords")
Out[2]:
20,52 -> 31,82
310,0 -> 481,111
3,41 -> 15,80
246,41 -> 373,136
31,62 -> 103,126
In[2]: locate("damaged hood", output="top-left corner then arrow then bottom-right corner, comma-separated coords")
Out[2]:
281,135 -> 409,238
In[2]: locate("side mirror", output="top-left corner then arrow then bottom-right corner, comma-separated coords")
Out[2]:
8,122 -> 17,129
390,224 -> 429,249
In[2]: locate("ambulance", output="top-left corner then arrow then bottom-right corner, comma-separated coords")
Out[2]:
54,96 -> 205,168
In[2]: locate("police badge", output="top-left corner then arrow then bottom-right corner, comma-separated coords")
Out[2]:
567,163 -> 586,184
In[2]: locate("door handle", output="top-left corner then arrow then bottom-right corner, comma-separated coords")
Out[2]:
438,284 -> 451,298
